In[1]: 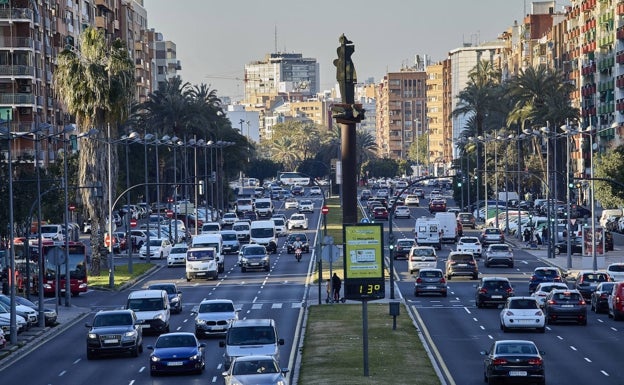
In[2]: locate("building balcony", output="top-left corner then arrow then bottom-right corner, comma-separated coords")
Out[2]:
95,16 -> 106,29
618,1 -> 624,15
94,0 -> 113,11
113,19 -> 119,30
134,41 -> 143,51
0,65 -> 35,77
0,37 -> 33,50
0,93 -> 36,105
135,58 -> 144,69
0,8 -> 34,24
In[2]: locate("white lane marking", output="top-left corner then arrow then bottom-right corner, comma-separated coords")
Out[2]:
59,371 -> 66,376
139,367 -> 145,373
600,370 -> 610,376
570,346 -> 577,351
271,303 -> 283,309
584,357 -> 592,363
73,358 -> 80,364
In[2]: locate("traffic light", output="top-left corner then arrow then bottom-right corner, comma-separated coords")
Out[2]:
457,181 -> 462,187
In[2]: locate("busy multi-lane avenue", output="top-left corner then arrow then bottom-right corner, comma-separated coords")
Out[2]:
3,185 -> 624,384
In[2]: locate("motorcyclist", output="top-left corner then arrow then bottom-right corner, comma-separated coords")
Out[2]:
293,237 -> 303,260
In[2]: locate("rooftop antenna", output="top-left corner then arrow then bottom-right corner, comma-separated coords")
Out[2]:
274,25 -> 278,53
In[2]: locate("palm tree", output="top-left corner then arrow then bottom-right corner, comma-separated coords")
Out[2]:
270,137 -> 300,170
55,27 -> 134,275
507,65 -> 579,199
356,129 -> 378,177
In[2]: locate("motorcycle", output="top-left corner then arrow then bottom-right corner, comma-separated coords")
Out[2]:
295,247 -> 302,262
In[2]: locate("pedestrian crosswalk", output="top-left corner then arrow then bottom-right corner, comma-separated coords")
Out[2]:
188,301 -> 303,313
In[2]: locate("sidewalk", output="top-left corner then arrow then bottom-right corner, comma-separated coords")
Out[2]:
0,303 -> 91,369
506,235 -> 624,277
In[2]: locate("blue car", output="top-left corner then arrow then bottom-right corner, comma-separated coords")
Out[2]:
148,332 -> 205,376
528,267 -> 567,293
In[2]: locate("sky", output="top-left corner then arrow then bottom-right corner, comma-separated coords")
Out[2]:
143,0 -> 572,101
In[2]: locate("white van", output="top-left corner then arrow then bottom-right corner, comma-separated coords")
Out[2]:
186,246 -> 218,281
192,233 -> 224,273
254,198 -> 274,218
434,212 -> 457,243
414,217 -> 441,250
249,220 -> 277,253
600,209 -> 623,227
40,224 -> 65,241
126,289 -> 170,334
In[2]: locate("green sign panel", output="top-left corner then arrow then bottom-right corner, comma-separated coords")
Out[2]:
343,223 -> 385,300
0,107 -> 12,121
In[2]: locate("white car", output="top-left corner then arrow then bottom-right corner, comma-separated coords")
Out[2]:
284,198 -> 299,209
288,213 -> 309,230
167,243 -> 188,267
309,186 -> 323,196
394,205 -> 411,219
530,282 -> 569,307
139,237 -> 173,259
194,299 -> 239,337
499,296 -> 545,333
220,213 -> 239,227
404,195 -> 420,206
298,200 -> 314,213
607,263 -> 624,282
456,236 -> 482,257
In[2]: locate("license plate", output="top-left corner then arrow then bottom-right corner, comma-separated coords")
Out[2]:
458,264 -> 467,267
251,263 -> 260,266
104,339 -> 118,344
562,304 -> 574,308
426,286 -> 437,289
509,371 -> 527,376
141,324 -> 150,328
196,272 -> 206,276
167,361 -> 183,366
491,295 -> 502,299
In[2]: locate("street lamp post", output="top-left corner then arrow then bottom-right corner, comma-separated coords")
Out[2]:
143,133 -> 154,263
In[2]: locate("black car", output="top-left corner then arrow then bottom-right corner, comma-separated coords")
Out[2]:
85,309 -> 143,359
554,237 -> 583,255
544,289 -> 587,325
482,340 -> 545,385
147,283 -> 183,314
393,239 -> 415,260
528,267 -> 567,293
285,233 -> 310,253
475,277 -> 514,308
590,282 -> 616,314
239,244 -> 270,272
574,270 -> 611,299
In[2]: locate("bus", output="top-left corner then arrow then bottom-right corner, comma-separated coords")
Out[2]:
40,241 -> 88,297
278,172 -> 310,186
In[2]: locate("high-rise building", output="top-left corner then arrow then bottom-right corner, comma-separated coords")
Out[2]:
375,65 -> 428,161
244,52 -> 319,108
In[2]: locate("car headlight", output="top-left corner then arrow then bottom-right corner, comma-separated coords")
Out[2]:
170,297 -> 179,304
241,257 -> 248,263
263,256 -> 270,262
150,355 -> 160,362
195,318 -> 206,325
154,313 -> 166,321
124,330 -> 137,338
189,353 -> 201,361
88,333 -> 98,339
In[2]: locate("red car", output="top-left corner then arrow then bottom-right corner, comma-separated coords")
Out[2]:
373,206 -> 389,221
428,199 -> 447,213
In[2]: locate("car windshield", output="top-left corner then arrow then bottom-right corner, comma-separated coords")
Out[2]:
244,247 -> 265,256
461,238 -> 479,244
483,280 -> 509,290
490,245 -> 510,252
484,229 -> 499,234
222,233 -> 237,241
148,239 -> 164,247
227,326 -> 275,345
232,359 -> 279,375
398,241 -> 413,247
149,284 -> 176,294
496,343 -> 537,355
509,299 -> 538,309
93,313 -> 132,327
609,264 -> 624,272
199,302 -> 234,313
420,270 -> 442,278
582,273 -> 609,282
155,334 -> 196,348
552,292 -> 581,301
450,254 -> 472,262
233,224 -> 249,231
412,248 -> 434,257
535,269 -> 559,277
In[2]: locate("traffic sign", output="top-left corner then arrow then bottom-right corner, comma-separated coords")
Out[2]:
166,209 -> 174,218
322,245 -> 339,263
360,218 -> 370,223
130,219 -> 137,228
321,205 -> 329,215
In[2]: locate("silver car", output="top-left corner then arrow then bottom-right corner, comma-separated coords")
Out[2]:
194,299 -> 239,337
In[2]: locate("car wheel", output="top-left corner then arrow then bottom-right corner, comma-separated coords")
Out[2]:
501,322 -> 508,332
139,343 -> 143,353
554,247 -> 561,255
241,267 -> 247,273
86,350 -> 96,360
159,252 -> 163,259
509,263 -> 514,268
442,292 -> 447,297
591,301 -> 596,312
472,274 -> 479,280
131,344 -> 139,357
414,291 -> 419,297
446,275 -> 452,280
477,300 -> 483,308
579,319 -> 587,326
538,326 -> 545,333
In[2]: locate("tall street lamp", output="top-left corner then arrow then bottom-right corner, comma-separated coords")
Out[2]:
0,112 -> 42,344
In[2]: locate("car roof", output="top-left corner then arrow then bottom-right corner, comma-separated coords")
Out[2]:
230,318 -> 275,327
199,298 -> 234,305
482,276 -> 510,282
